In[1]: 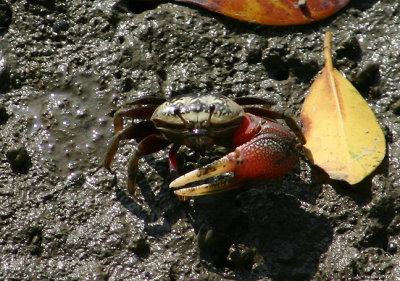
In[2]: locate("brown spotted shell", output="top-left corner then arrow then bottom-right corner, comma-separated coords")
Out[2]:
151,93 -> 245,126
151,93 -> 246,148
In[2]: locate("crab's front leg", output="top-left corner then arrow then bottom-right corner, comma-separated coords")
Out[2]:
104,122 -> 170,196
169,119 -> 299,197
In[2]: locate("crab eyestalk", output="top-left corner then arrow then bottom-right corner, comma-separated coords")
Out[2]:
170,123 -> 299,197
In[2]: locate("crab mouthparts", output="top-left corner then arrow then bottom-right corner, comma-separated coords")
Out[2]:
169,157 -> 243,196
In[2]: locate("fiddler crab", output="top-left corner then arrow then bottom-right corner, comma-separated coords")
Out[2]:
104,93 -> 305,198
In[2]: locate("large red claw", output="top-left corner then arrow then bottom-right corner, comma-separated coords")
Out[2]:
169,124 -> 299,197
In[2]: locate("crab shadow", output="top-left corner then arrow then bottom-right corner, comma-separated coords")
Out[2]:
114,167 -> 189,237
190,181 -> 333,281
116,163 -> 333,280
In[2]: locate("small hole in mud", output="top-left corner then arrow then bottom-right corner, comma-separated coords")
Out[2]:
353,62 -> 381,98
393,100 -> 400,116
290,58 -> 319,82
263,56 -> 289,81
0,107 -> 10,125
6,147 -> 32,173
156,68 -> 167,81
120,0 -> 162,14
336,36 -> 362,62
0,1 -> 12,30
122,77 -> 134,92
266,65 -> 289,81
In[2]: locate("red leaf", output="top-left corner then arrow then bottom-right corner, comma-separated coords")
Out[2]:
175,0 -> 350,25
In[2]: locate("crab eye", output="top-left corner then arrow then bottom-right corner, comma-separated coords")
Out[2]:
174,107 -> 191,127
202,104 -> 216,127
173,107 -> 180,116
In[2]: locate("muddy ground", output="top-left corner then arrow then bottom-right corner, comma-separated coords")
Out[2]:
0,0 -> 399,280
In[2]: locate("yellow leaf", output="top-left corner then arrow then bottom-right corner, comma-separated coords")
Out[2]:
300,32 -> 386,184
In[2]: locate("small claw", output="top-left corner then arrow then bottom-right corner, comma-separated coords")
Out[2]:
170,128 -> 298,197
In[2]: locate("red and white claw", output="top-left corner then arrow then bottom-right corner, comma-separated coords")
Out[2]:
169,124 -> 299,197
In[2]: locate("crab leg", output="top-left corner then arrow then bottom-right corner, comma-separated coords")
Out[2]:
104,121 -> 158,170
123,96 -> 166,107
113,106 -> 159,133
244,107 -> 306,144
170,122 -> 298,196
168,143 -> 181,177
103,121 -> 170,195
234,96 -> 274,107
126,134 -> 170,195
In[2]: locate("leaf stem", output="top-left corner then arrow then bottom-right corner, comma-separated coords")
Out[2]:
324,32 -> 333,70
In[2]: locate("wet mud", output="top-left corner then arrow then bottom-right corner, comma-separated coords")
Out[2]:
0,0 -> 399,280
